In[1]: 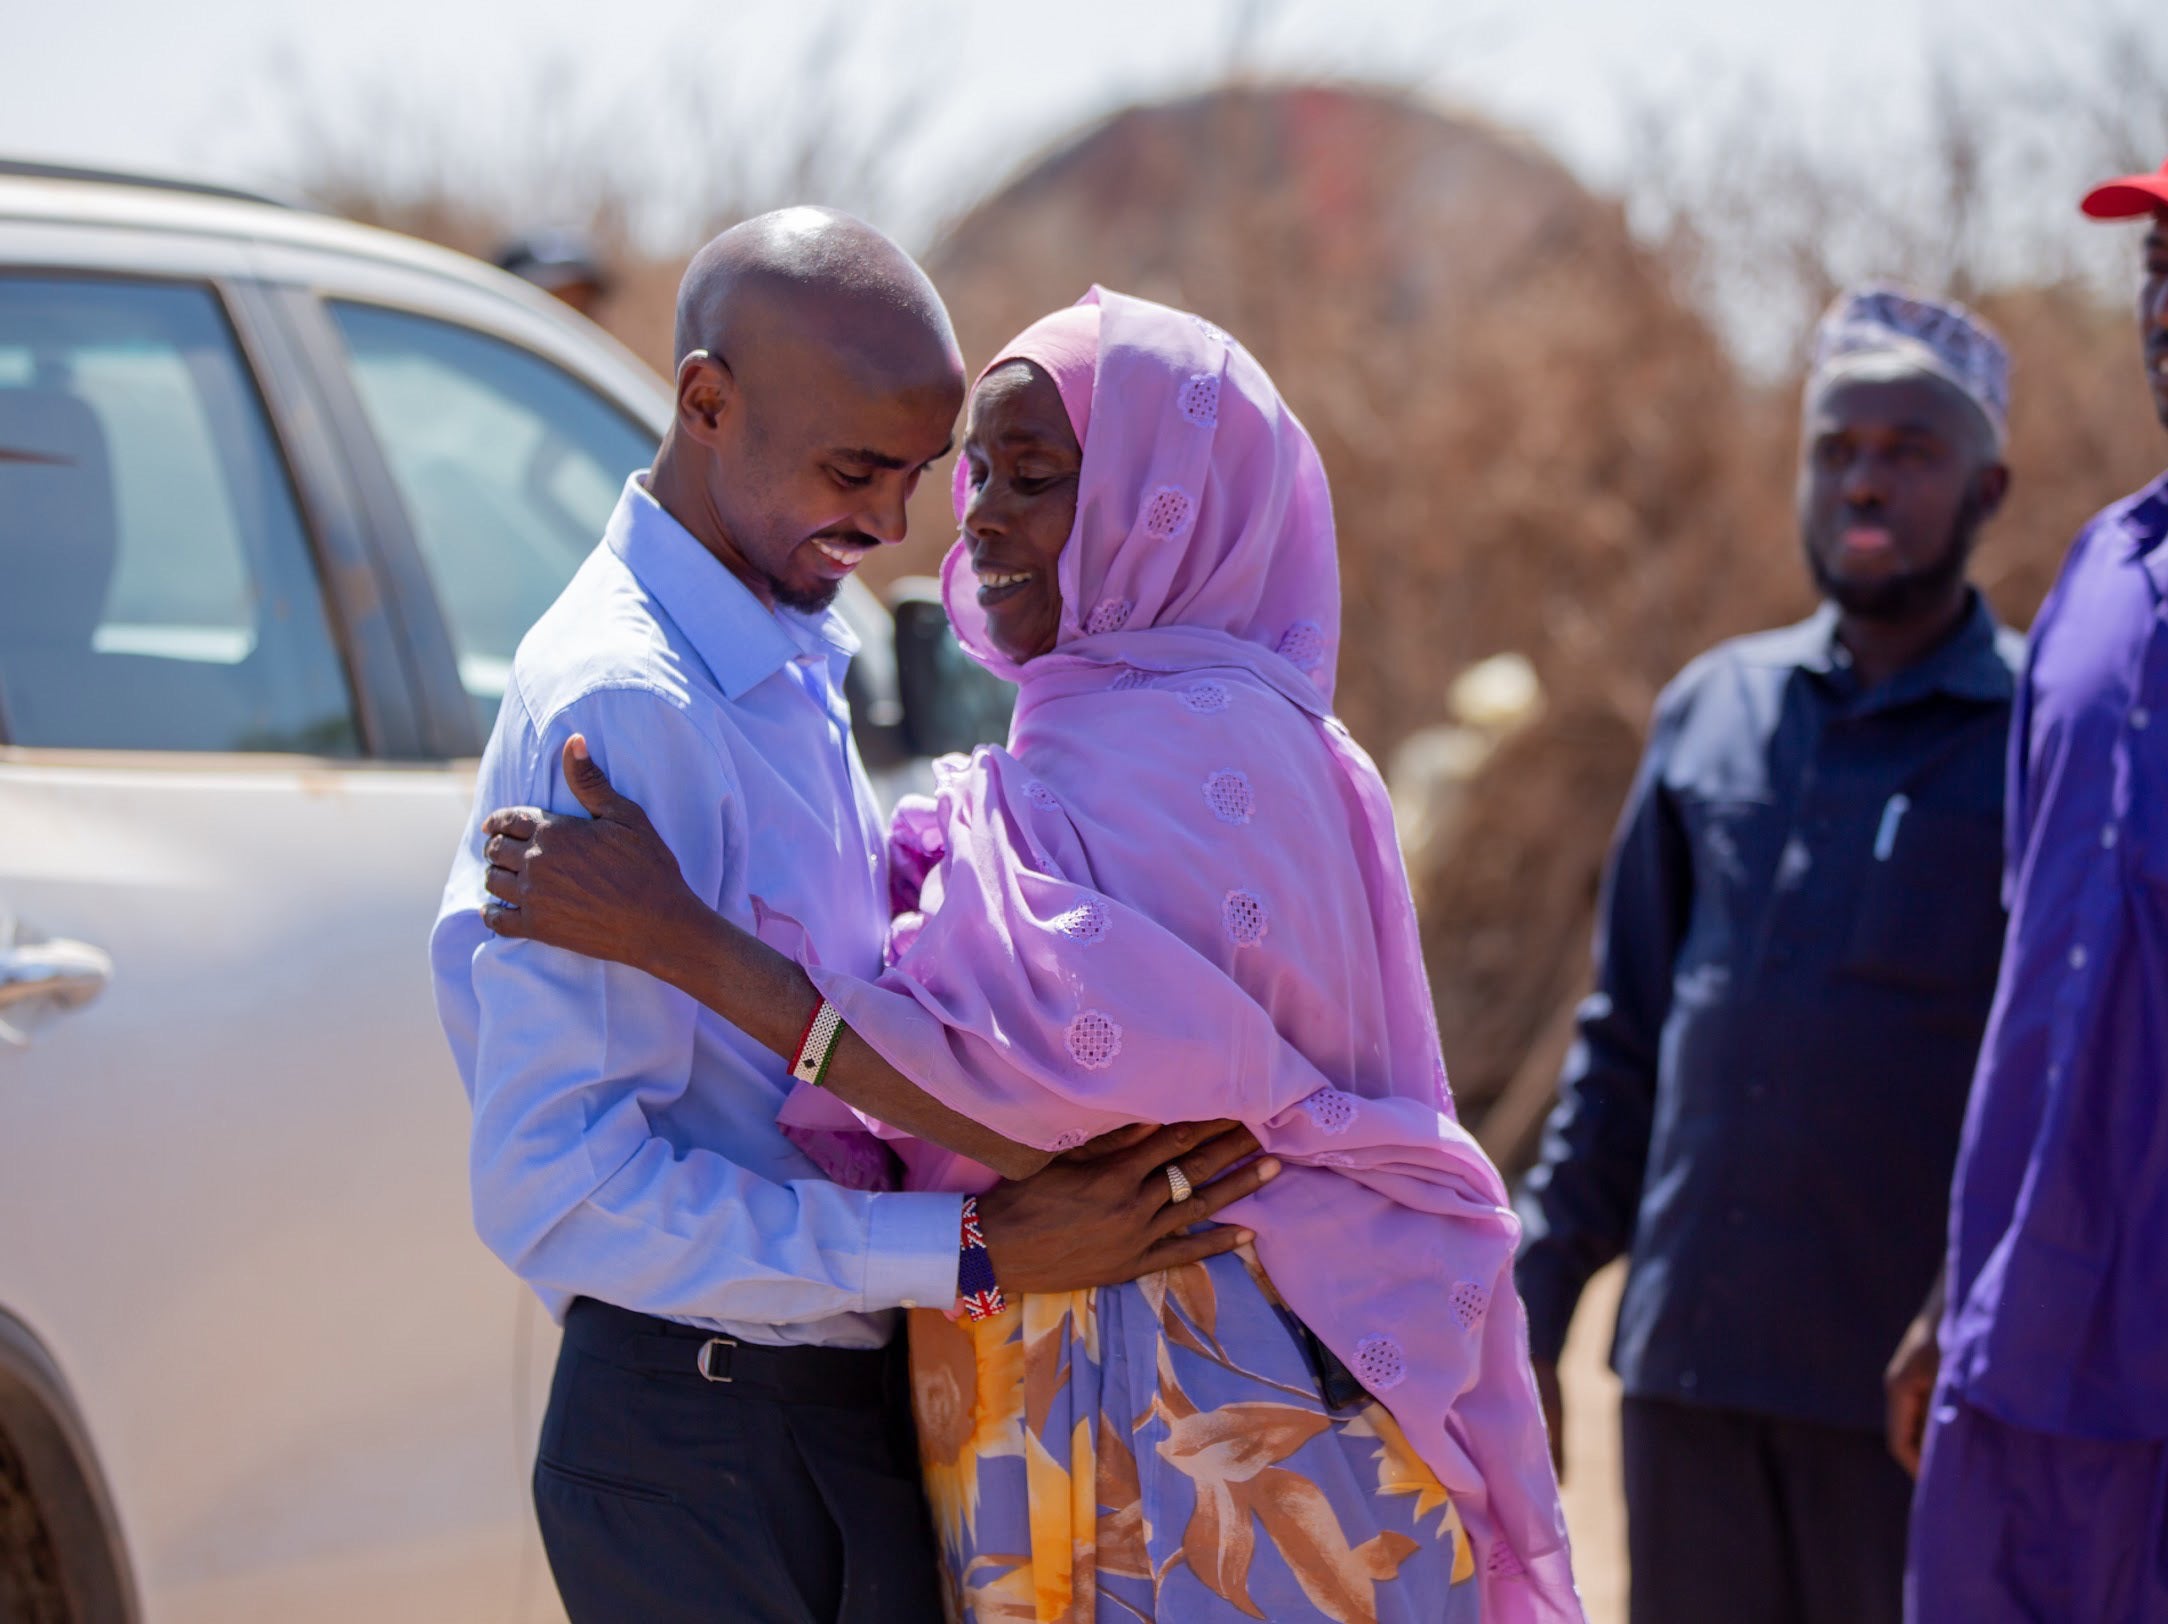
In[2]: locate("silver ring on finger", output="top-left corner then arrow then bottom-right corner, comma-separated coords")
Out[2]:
1164,1163 -> 1195,1204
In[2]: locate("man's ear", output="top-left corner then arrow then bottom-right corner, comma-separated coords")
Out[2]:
1974,460 -> 2011,523
676,349 -> 735,445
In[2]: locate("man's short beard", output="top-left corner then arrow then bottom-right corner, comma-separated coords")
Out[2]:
1809,491 -> 1984,624
772,575 -> 842,615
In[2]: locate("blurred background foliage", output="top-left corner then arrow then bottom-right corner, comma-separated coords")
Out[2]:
285,9 -> 2168,1165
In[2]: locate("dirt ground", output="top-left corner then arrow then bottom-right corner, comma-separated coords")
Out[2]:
1556,1261 -> 1630,1624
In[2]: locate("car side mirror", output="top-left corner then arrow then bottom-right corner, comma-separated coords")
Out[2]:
889,583 -> 1014,758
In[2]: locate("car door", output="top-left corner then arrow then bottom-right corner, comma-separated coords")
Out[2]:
254,255 -> 690,1624
0,259 -> 533,1622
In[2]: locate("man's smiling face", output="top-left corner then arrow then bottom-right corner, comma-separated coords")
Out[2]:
702,335 -> 959,614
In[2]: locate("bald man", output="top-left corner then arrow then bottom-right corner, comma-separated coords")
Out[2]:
428,212 -> 1260,1621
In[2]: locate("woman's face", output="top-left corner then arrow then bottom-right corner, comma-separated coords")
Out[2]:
960,361 -> 1080,663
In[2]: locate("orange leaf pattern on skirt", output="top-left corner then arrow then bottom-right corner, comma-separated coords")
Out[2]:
910,1249 -> 1478,1622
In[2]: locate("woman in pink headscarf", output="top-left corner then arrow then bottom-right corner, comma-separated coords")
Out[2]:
482,290 -> 1579,1622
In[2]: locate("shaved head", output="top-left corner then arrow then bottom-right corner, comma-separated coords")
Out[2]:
650,208 -> 965,613
673,206 -> 958,383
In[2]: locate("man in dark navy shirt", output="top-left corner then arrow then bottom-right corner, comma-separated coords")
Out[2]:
1514,287 -> 2023,1624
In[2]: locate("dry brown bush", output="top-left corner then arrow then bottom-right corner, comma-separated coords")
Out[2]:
915,86 -> 1770,739
916,82 -> 1804,1132
919,72 -> 2165,1145
1972,285 -> 2167,615
285,41 -> 2168,1156
268,13 -> 948,377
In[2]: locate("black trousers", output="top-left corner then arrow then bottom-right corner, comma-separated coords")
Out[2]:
533,1298 -> 943,1624
1623,1395 -> 1913,1624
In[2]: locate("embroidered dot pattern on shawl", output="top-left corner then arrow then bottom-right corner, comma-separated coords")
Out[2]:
1142,486 -> 1193,542
1179,372 -> 1220,426
1026,781 -> 1062,812
1182,681 -> 1231,715
1450,1281 -> 1490,1331
1277,619 -> 1327,672
1487,1544 -> 1527,1580
1203,769 -> 1254,825
1054,898 -> 1110,944
1354,1334 -> 1408,1392
1109,668 -> 1155,691
1222,889 -> 1270,946
1065,1010 -> 1123,1070
1302,1086 -> 1358,1135
1086,599 -> 1134,635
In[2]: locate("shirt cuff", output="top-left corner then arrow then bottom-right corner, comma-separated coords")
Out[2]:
864,1192 -> 965,1312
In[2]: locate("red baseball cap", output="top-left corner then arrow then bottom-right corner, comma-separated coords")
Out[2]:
2081,158 -> 2168,220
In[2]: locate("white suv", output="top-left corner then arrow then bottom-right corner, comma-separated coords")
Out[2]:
0,162 -> 998,1624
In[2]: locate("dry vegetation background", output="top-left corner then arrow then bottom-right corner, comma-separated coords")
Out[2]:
292,19 -> 2168,1169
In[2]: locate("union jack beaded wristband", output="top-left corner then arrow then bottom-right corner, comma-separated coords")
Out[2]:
957,1195 -> 1006,1321
790,999 -> 845,1088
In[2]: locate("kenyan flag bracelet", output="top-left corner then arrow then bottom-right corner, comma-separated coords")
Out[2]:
790,998 -> 845,1087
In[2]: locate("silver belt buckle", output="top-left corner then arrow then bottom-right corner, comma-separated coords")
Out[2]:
697,1336 -> 737,1383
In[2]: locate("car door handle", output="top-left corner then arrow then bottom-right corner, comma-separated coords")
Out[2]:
0,932 -> 112,1040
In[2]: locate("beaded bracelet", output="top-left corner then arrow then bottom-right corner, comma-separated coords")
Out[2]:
957,1194 -> 1006,1321
790,999 -> 845,1088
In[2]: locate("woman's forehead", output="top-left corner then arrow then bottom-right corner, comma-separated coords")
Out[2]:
966,361 -> 1075,447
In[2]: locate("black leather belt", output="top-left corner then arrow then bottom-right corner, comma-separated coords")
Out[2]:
562,1297 -> 892,1408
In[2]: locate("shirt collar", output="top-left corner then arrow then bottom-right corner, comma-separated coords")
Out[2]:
2112,468 -> 2168,600
1778,591 -> 2013,707
603,474 -> 858,699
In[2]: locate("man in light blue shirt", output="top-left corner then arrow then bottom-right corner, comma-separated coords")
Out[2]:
432,466 -> 966,1346
431,213 -> 1262,1622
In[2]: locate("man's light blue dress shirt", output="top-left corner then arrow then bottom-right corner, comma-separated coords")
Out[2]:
431,474 -> 962,1349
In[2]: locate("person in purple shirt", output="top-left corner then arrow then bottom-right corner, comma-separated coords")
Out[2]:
1891,159 -> 2168,1622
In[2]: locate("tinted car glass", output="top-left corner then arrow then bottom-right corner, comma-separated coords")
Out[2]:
0,277 -> 359,754
327,303 -> 658,732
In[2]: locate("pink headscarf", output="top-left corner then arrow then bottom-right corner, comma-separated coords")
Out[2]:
778,288 -> 1579,1621
987,301 -> 1100,446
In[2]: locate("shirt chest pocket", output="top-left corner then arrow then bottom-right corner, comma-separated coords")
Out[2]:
1677,794 -> 1781,973
1840,804 -> 2007,996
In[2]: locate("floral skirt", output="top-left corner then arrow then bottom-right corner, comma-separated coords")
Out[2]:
908,1249 -> 1481,1623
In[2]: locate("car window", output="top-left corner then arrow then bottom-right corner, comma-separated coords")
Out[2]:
0,277 -> 359,754
326,303 -> 658,731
